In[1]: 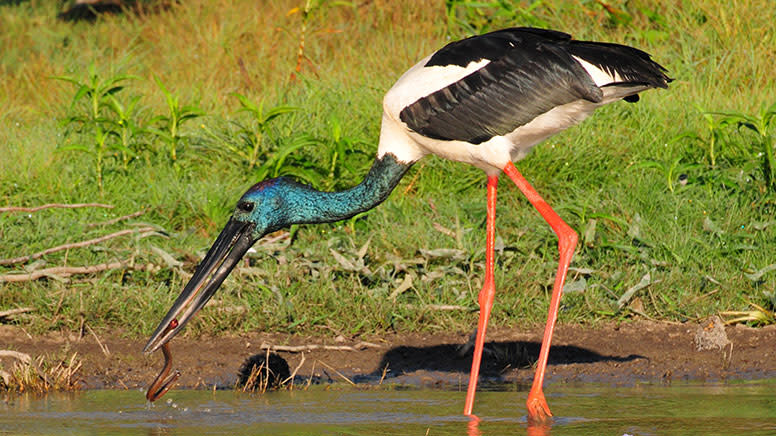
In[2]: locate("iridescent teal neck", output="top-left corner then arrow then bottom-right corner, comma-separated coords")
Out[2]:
284,153 -> 412,225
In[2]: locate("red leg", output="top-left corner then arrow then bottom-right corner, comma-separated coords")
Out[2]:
502,162 -> 578,422
463,175 -> 498,416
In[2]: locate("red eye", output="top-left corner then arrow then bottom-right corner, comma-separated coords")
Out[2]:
169,319 -> 179,329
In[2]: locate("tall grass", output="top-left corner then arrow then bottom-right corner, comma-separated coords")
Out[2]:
1,0 -> 775,339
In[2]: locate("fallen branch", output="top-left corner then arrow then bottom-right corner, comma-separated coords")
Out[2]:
317,359 -> 355,386
617,273 -> 661,308
0,203 -> 113,213
379,362 -> 389,385
260,341 -> 382,353
256,231 -> 291,246
389,273 -> 414,301
403,304 -> 472,311
86,209 -> 145,228
0,307 -> 35,320
0,261 -> 127,283
0,350 -> 32,364
281,352 -> 306,387
85,323 -> 110,357
0,350 -> 49,386
424,304 -> 471,311
0,227 -> 155,265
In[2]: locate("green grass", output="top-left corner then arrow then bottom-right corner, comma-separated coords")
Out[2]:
1,0 -> 775,341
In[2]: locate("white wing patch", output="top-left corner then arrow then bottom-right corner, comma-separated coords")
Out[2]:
572,55 -> 623,86
383,56 -> 490,120
506,99 -> 597,156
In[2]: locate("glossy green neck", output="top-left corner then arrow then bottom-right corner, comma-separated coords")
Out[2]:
285,153 -> 412,225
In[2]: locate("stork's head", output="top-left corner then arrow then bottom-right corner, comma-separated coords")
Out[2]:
143,177 -> 296,353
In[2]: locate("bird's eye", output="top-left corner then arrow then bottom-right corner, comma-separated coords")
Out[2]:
237,201 -> 254,212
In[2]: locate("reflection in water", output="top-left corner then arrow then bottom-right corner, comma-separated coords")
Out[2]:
467,413 -> 552,436
527,420 -> 552,436
148,426 -> 172,436
466,414 -> 481,436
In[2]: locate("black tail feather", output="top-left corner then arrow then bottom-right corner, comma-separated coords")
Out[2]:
568,41 -> 672,89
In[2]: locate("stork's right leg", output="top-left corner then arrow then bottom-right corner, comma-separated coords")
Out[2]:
463,175 -> 498,416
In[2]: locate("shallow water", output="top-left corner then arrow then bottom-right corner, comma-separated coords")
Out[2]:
3,382 -> 776,435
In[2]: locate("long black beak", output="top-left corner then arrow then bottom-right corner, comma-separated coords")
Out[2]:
143,217 -> 256,353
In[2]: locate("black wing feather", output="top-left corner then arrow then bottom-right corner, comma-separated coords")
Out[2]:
426,27 -> 572,67
567,41 -> 671,89
400,28 -> 670,144
401,28 -> 602,144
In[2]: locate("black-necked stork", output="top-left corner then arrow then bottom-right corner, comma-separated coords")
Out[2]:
144,27 -> 670,421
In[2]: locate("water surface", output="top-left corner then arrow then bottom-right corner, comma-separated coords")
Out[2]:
3,382 -> 776,435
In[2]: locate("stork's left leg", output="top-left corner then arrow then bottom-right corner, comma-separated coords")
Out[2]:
503,161 -> 578,422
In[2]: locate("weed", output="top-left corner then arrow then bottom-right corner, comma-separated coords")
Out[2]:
678,106 -> 734,168
254,133 -> 321,184
712,103 -> 776,191
147,77 -> 203,164
200,113 -> 319,185
721,302 -> 775,326
228,93 -> 299,170
286,0 -> 353,80
633,156 -> 700,193
1,352 -> 83,393
53,65 -> 139,194
105,94 -> 146,169
318,115 -> 371,190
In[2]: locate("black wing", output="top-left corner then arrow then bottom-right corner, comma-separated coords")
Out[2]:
567,40 -> 671,90
399,28 -> 669,144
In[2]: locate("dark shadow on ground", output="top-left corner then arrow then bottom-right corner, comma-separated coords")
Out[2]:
367,340 -> 644,382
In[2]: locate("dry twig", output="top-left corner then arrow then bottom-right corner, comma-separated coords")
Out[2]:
316,359 -> 355,386
305,360 -> 316,389
0,350 -> 32,364
281,352 -> 306,387
379,362 -> 389,385
85,323 -> 110,357
0,203 -> 113,213
260,341 -> 381,353
86,209 -> 145,228
0,350 -> 50,389
0,307 -> 35,320
0,261 -> 127,283
403,304 -> 472,311
0,226 -> 155,265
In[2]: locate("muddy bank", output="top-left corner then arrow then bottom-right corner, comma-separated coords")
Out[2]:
1,321 -> 774,391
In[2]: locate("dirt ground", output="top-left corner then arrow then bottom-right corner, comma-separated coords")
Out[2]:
2,320 -> 775,392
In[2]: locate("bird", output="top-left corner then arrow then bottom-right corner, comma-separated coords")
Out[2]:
144,27 -> 670,421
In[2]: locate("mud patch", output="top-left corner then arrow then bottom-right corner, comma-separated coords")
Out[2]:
1,320 -> 775,391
